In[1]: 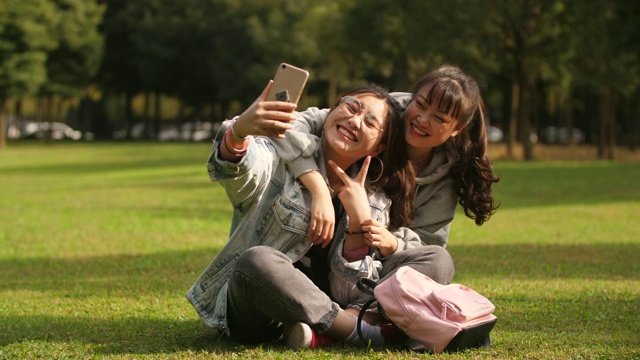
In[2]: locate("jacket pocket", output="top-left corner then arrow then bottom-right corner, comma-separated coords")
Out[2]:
255,194 -> 310,255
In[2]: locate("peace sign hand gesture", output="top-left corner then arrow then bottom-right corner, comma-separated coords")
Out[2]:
328,157 -> 373,251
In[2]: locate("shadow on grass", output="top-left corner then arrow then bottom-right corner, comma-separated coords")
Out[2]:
449,242 -> 640,280
0,314 -> 239,354
1,243 -> 638,296
1,243 -> 638,355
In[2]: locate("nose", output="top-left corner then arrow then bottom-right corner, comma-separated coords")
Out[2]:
416,111 -> 431,128
347,113 -> 365,129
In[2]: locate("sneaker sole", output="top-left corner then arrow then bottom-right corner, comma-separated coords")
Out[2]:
283,322 -> 312,350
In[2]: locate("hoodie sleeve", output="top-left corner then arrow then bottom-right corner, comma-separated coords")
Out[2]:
270,107 -> 329,178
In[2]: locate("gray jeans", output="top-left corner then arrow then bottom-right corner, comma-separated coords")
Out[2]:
225,244 -> 455,344
226,246 -> 339,343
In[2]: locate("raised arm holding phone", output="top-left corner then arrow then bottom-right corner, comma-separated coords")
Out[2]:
186,64 -> 420,349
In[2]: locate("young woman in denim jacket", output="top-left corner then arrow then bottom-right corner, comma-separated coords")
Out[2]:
270,65 -> 498,323
186,82 -> 423,349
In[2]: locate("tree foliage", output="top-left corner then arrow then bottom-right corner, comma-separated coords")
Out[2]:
0,0 -> 638,158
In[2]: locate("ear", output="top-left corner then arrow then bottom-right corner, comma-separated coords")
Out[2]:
451,124 -> 466,138
370,144 -> 386,158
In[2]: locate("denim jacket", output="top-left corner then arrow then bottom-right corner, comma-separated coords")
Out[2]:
270,92 -> 458,248
186,120 -> 391,334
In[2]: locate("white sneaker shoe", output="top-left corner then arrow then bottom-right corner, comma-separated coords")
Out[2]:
283,322 -> 333,350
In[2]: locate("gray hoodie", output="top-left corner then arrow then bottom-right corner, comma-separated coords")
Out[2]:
270,92 -> 458,249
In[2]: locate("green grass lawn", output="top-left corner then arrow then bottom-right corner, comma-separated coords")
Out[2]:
1,141 -> 639,359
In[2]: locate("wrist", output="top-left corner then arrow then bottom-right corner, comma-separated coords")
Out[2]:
230,119 -> 246,140
223,128 -> 249,156
344,228 -> 365,236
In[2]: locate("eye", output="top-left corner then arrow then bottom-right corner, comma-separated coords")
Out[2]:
364,114 -> 379,129
346,102 -> 359,114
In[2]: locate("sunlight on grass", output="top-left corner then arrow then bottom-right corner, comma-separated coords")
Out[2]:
1,142 -> 638,359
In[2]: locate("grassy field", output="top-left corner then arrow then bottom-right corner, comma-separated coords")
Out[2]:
1,141 -> 639,359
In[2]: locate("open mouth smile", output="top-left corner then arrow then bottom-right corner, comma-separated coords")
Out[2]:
410,121 -> 430,137
337,125 -> 357,142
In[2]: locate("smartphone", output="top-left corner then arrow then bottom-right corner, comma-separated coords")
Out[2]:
266,63 -> 309,104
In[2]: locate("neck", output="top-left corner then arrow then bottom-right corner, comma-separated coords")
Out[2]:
408,146 -> 434,172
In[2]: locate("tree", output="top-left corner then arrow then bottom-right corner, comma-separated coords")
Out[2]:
38,0 -> 104,142
571,0 -> 640,159
0,0 -> 58,149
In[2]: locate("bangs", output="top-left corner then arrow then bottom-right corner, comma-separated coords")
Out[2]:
425,80 -> 464,119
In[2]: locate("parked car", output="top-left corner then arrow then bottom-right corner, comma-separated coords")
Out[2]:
13,121 -> 84,140
541,126 -> 585,144
487,126 -> 504,142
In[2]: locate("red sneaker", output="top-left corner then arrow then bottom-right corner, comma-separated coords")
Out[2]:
379,323 -> 404,345
283,322 -> 334,349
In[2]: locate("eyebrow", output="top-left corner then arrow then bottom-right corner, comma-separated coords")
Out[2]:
416,94 -> 453,122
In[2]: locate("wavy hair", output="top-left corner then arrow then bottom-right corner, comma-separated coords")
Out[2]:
411,65 -> 499,225
331,84 -> 416,229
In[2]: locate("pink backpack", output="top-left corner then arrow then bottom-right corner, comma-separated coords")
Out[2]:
357,266 -> 497,353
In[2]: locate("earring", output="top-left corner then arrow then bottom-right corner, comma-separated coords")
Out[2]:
369,156 -> 384,183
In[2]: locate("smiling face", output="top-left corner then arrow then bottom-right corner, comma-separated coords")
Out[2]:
323,93 -> 389,164
404,82 -> 465,153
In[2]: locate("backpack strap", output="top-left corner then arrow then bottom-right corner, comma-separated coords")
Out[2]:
357,298 -> 378,346
356,277 -> 377,295
356,277 -> 379,345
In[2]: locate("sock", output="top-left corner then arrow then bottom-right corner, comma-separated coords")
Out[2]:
345,321 -> 385,348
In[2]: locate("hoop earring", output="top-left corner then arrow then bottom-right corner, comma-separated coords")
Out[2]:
369,156 -> 384,183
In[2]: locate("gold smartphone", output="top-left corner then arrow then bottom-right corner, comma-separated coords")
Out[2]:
266,63 -> 309,104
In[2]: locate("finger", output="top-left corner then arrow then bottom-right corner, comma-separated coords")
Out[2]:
327,160 -> 351,185
264,119 -> 293,132
319,233 -> 332,248
259,80 -> 274,101
266,130 -> 287,139
269,101 -> 297,113
361,218 -> 381,227
355,156 -> 371,185
320,222 -> 333,245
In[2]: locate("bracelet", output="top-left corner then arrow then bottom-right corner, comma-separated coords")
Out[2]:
344,229 -> 365,235
230,119 -> 246,139
223,128 -> 248,156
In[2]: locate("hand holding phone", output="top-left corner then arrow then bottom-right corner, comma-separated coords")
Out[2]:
266,63 -> 309,105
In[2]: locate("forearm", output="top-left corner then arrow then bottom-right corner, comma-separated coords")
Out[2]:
219,122 -> 250,163
344,216 -> 370,252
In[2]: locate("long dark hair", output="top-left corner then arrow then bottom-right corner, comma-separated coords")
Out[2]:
411,65 -> 499,225
332,84 -> 416,229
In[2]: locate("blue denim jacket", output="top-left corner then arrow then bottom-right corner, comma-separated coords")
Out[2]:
186,120 -> 391,335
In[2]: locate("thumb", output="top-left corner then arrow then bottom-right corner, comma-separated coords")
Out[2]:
258,80 -> 274,101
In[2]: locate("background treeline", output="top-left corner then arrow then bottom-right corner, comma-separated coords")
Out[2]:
0,0 -> 638,159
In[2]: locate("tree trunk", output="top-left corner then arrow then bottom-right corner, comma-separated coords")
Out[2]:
606,91 -> 617,160
0,98 -> 7,150
631,99 -> 639,151
520,82 -> 534,161
45,95 -> 55,144
153,91 -> 161,140
143,92 -> 152,140
125,92 -> 134,139
566,96 -> 574,145
328,76 -> 338,108
598,90 -> 611,159
507,81 -> 519,159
